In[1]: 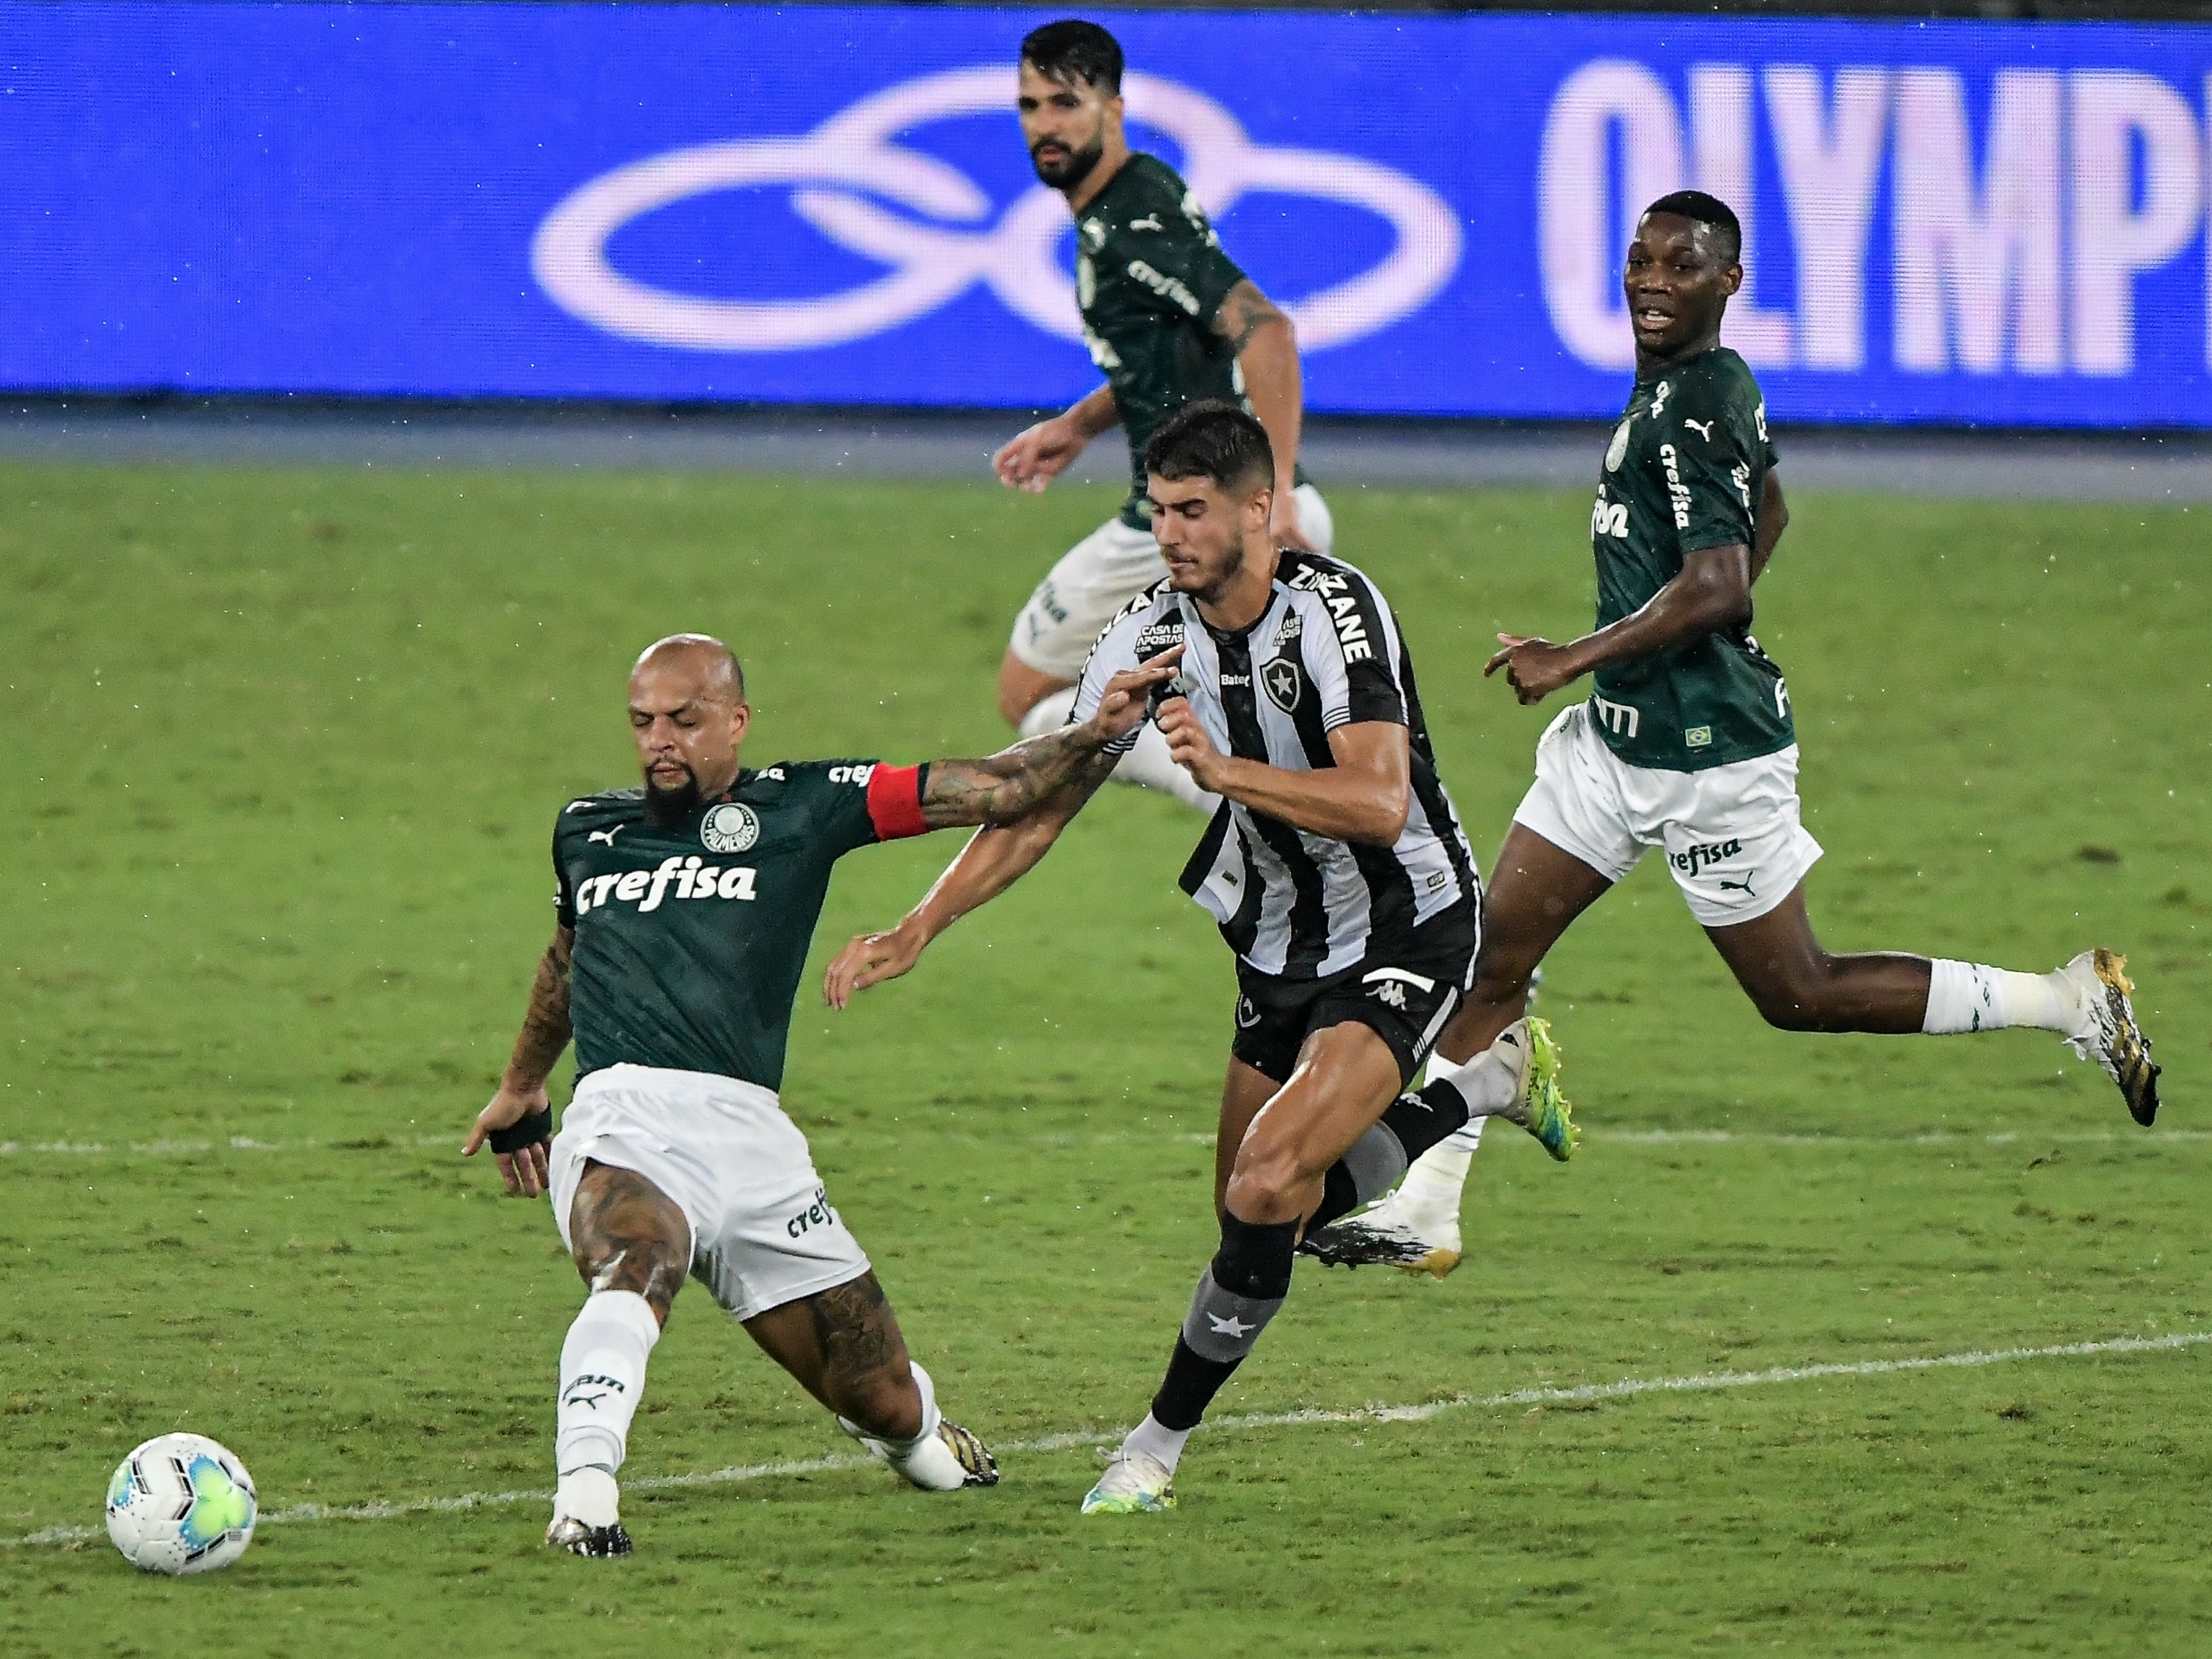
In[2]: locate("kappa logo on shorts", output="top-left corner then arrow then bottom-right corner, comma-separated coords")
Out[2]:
785,1185 -> 837,1239
1670,838 -> 1744,880
1361,967 -> 1435,1013
701,802 -> 761,854
1262,656 -> 1302,714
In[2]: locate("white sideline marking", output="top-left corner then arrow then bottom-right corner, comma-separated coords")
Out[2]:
14,1328 -> 2203,1552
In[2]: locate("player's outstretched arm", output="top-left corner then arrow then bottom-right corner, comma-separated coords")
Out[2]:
1212,279 -> 1310,553
463,923 -> 574,1198
825,653 -> 1180,1009
1157,699 -> 1410,846
1485,542 -> 1753,706
993,385 -> 1120,494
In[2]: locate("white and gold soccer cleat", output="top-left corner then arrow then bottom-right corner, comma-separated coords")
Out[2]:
2057,949 -> 2161,1126
1080,1447 -> 1175,1514
841,1417 -> 1001,1491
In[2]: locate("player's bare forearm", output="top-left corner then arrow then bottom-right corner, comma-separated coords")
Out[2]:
1163,706 -> 1408,845
1489,544 -> 1751,703
1216,280 -> 1302,489
821,761 -> 1107,1009
502,926 -> 574,1092
921,721 -> 1121,830
1062,383 -> 1121,440
1750,473 -> 1788,584
1215,741 -> 1407,845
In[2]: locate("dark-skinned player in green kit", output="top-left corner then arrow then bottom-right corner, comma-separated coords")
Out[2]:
1309,190 -> 2161,1275
463,633 -> 1176,1555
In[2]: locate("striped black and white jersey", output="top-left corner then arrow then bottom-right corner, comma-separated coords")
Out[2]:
1071,549 -> 1480,980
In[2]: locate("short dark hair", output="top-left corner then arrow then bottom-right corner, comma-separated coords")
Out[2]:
1144,400 -> 1275,494
1641,190 -> 1742,262
1020,19 -> 1123,93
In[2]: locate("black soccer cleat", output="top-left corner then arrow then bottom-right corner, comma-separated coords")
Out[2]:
546,1516 -> 632,1558
1297,1217 -> 1442,1272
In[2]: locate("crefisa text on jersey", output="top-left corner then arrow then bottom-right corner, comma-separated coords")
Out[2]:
573,856 -> 759,916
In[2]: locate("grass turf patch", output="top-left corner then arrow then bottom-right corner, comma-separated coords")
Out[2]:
1,464 -> 2206,1655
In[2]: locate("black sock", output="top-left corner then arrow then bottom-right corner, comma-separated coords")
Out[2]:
1149,1211 -> 1297,1431
1381,1074 -> 1473,1161
1304,1077 -> 1475,1232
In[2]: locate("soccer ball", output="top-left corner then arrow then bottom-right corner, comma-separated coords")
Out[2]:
104,1433 -> 257,1574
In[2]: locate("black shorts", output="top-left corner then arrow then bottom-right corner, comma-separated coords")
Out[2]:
1230,903 -> 1479,1087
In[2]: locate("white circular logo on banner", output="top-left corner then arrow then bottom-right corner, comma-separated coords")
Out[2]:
700,803 -> 760,854
532,67 -> 1461,355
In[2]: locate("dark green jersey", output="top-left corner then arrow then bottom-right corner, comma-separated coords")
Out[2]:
1076,153 -> 1302,528
551,760 -> 928,1092
1587,346 -> 1793,772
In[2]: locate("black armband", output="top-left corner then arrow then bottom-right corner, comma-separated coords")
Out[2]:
488,1106 -> 554,1154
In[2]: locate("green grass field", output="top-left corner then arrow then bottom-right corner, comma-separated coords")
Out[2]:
2,461 -> 2206,1657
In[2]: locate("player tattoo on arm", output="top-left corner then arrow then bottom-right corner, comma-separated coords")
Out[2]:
919,649 -> 1179,828
505,925 -> 575,1091
1212,278 -> 1287,356
920,728 -> 1121,829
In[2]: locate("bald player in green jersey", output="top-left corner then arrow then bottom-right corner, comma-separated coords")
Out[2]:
465,633 -> 1174,1554
1312,190 -> 2161,1276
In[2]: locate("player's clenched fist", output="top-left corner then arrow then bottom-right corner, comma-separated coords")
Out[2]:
1154,694 -> 1228,792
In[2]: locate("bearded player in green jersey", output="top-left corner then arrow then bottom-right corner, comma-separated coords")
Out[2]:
993,19 -> 1329,814
1310,191 -> 2161,1275
464,633 -> 1174,1554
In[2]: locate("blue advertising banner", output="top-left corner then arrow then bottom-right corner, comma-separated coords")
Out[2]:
5,3 -> 2210,425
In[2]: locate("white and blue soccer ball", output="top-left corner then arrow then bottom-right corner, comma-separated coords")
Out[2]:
104,1433 -> 257,1574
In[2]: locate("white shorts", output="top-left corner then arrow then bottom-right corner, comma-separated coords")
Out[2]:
1009,483 -> 1334,679
1512,702 -> 1823,928
548,1063 -> 869,1323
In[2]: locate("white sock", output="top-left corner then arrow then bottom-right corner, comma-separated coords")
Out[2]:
1123,1412 -> 1191,1475
1016,685 -> 1079,741
1923,960 -> 2073,1035
1403,1045 -> 1502,1189
555,1289 -> 660,1487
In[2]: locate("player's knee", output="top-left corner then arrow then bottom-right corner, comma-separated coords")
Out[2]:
572,1238 -> 687,1321
1744,959 -> 1837,1032
1223,1145 -> 1312,1225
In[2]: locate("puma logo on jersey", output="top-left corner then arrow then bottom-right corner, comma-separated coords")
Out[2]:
587,827 -> 624,846
574,855 -> 758,916
1684,417 -> 1714,440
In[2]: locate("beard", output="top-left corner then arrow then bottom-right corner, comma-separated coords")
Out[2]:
1029,135 -> 1105,190
643,768 -> 704,828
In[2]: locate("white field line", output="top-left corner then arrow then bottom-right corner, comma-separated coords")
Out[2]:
11,1328 -> 2204,1553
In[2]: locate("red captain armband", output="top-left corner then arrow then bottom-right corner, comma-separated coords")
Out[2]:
865,763 -> 929,842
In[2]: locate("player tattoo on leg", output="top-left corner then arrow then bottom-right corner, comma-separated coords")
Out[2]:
809,1271 -> 905,1383
567,1163 -> 689,1323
